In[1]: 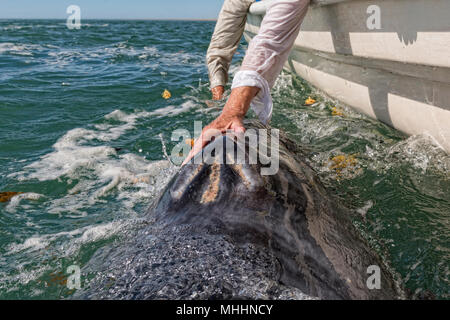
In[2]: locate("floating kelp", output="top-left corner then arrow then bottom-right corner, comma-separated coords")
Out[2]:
304,97 -> 316,106
162,89 -> 171,99
329,154 -> 358,174
331,107 -> 344,116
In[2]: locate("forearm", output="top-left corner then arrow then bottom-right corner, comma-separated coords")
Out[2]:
231,0 -> 310,124
207,0 -> 255,88
221,86 -> 260,120
182,86 -> 258,166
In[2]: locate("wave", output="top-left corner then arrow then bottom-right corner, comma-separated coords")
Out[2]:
5,193 -> 44,213
7,106 -> 189,218
0,43 -> 43,56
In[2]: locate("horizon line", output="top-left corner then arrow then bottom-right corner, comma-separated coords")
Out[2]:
0,17 -> 218,21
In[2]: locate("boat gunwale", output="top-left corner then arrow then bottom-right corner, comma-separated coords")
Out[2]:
243,28 -> 450,86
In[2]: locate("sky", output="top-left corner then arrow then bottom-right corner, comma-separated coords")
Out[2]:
0,0 -> 224,20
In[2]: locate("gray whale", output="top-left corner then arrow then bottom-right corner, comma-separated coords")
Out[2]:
75,121 -> 403,300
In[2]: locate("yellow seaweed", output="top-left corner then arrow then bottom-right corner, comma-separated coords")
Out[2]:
162,89 -> 171,99
329,154 -> 358,174
304,97 -> 316,106
331,107 -> 344,116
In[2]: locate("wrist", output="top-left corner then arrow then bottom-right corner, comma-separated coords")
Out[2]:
221,86 -> 259,119
211,85 -> 225,100
218,109 -> 244,124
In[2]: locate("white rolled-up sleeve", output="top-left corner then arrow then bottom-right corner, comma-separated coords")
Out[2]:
231,0 -> 310,124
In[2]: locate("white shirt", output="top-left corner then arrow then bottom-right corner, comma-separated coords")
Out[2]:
232,0 -> 310,124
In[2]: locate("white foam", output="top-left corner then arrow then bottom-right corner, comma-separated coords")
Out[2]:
10,236 -> 49,253
0,43 -> 42,56
44,44 -> 159,66
7,221 -> 125,255
13,144 -> 117,181
5,193 -> 44,213
0,264 -> 49,292
82,23 -> 109,28
386,134 -> 450,173
8,107 -> 179,223
160,51 -> 203,66
147,100 -> 197,117
1,220 -> 129,292
77,222 -> 123,243
103,43 -> 160,60
2,25 -> 24,31
356,200 -> 374,218
10,108 -> 162,182
36,155 -> 177,218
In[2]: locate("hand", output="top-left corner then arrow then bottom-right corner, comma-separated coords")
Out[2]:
181,113 -> 245,166
211,85 -> 225,100
182,86 -> 259,166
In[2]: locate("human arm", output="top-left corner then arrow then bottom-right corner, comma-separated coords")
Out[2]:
206,0 -> 255,100
184,0 -> 311,165
182,86 -> 259,166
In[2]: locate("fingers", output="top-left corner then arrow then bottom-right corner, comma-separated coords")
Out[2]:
233,126 -> 245,133
181,126 -> 222,166
181,135 -> 203,166
229,118 -> 246,133
181,117 -> 246,166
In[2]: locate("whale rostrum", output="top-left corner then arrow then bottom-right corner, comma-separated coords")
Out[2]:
76,121 -> 404,300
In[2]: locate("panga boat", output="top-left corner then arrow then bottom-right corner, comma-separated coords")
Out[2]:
245,0 -> 450,152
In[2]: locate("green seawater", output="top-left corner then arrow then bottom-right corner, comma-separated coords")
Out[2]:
0,20 -> 448,299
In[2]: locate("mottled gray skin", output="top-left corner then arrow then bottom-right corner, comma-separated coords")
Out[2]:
75,121 -> 403,300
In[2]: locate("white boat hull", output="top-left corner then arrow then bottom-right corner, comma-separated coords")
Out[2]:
245,0 -> 450,152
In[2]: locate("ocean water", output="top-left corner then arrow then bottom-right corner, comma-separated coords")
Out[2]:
0,20 -> 448,299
